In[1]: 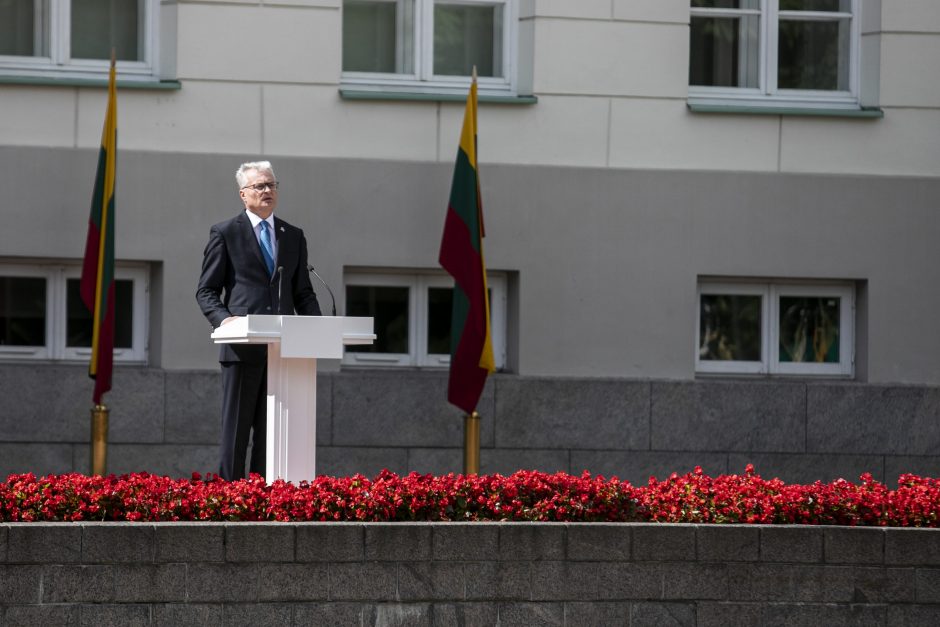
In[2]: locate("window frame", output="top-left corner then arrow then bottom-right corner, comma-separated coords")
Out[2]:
342,270 -> 507,369
343,272 -> 416,367
0,264 -> 54,360
688,0 -> 861,110
696,281 -> 768,375
0,0 -> 161,82
696,280 -> 855,377
341,0 -> 518,96
59,264 -> 150,363
0,261 -> 149,364
771,283 -> 854,376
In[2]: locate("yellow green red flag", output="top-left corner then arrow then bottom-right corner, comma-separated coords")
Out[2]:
80,57 -> 117,405
439,76 -> 496,414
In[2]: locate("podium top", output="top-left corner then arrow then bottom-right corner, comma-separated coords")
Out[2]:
211,315 -> 375,349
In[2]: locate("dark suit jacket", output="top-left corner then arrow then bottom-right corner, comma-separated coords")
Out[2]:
196,212 -> 322,363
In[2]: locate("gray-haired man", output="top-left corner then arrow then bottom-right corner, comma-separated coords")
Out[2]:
196,161 -> 321,480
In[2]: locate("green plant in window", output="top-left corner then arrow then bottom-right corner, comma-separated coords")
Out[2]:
699,295 -> 761,361
779,297 -> 839,363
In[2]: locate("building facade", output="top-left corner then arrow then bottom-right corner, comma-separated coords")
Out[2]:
0,0 -> 938,483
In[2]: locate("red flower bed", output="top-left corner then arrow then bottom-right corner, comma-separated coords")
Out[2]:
1,466 -> 938,525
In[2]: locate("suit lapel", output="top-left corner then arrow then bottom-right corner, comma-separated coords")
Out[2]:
238,212 -> 269,275
273,217 -> 291,269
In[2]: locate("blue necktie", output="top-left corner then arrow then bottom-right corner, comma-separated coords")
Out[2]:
259,221 -> 275,276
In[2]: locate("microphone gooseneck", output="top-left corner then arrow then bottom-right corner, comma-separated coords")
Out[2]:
307,264 -> 337,316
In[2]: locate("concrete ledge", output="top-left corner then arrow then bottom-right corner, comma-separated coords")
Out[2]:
1,523 -> 937,625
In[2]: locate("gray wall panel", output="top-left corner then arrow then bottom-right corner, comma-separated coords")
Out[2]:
807,384 -> 940,455
569,450 -> 729,482
650,381 -> 807,453
494,378 -> 649,450
0,365 -> 91,443
726,452 -> 885,484
163,370 -> 221,444
331,370 -> 492,448
2,147 -> 938,384
1,364 -> 938,484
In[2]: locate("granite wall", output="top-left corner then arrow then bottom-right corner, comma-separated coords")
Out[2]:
1,365 -> 938,484
0,522 -> 938,626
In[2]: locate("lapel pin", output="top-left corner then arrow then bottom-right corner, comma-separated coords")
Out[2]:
280,226 -> 285,232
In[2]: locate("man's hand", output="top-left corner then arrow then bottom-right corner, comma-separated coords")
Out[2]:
221,316 -> 240,326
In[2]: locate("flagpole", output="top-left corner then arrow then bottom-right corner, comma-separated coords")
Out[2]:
463,411 -> 481,475
90,404 -> 110,476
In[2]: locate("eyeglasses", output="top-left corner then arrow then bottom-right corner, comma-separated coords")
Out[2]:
242,181 -> 279,192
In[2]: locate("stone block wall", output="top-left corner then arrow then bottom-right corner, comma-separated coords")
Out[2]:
0,523 -> 938,626
1,364 -> 938,484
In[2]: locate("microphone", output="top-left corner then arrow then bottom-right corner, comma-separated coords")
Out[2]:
276,266 -> 284,314
307,264 -> 337,316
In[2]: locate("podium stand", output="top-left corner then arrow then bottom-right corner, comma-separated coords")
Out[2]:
211,315 -> 374,483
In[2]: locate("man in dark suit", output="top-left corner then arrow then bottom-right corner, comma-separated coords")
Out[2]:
196,161 -> 321,480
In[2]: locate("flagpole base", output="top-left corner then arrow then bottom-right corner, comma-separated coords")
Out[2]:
90,404 -> 109,476
463,411 -> 481,475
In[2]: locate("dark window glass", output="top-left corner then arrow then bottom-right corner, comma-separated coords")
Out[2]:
779,0 -> 847,11
434,2 -> 501,77
692,0 -> 753,7
699,294 -> 762,361
66,278 -> 133,349
0,276 -> 46,346
345,285 -> 409,353
0,0 -> 39,56
779,296 -> 840,363
427,287 -> 453,354
778,18 -> 849,90
689,15 -> 759,88
71,0 -> 141,61
343,0 -> 408,73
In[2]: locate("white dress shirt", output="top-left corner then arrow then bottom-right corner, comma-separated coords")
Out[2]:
244,210 -> 278,262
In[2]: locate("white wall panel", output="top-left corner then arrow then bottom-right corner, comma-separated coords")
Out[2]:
437,96 -> 610,167
613,0 -> 688,24
176,3 -> 340,83
174,0 -> 340,7
76,82 -> 263,154
533,19 -> 688,97
780,108 -> 940,177
878,34 -> 940,108
520,0 -> 611,20
263,0 -> 340,7
177,0 -> 257,4
860,0 -> 881,34
609,99 -> 779,172
859,33 -> 882,106
0,88 -> 76,148
263,85 -> 438,160
881,0 -> 940,33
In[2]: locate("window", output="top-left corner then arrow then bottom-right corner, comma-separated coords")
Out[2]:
0,0 -> 161,81
0,262 -> 148,363
343,271 -> 507,368
697,280 -> 854,376
341,0 -> 517,95
689,1 -> 860,109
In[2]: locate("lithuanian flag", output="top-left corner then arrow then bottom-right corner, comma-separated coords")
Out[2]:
439,76 -> 496,414
80,57 -> 117,405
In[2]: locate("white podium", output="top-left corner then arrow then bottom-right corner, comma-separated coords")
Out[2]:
211,315 -> 375,483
